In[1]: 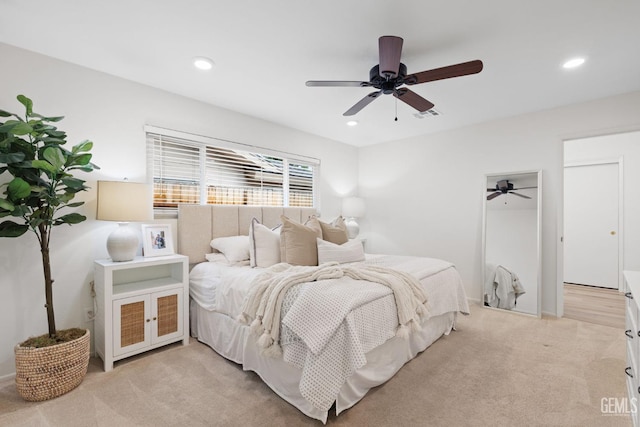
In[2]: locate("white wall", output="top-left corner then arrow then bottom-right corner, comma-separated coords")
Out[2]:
0,43 -> 358,378
358,90 -> 640,316
564,131 -> 640,274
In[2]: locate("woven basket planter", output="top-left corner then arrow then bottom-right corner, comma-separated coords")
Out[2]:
14,329 -> 90,402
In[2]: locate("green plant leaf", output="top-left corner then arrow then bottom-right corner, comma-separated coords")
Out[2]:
0,120 -> 25,133
17,95 -> 33,116
41,137 -> 66,144
8,177 -> 31,200
43,147 -> 65,170
68,153 -> 92,167
0,109 -> 15,117
10,205 -> 30,217
72,140 -> 93,153
0,152 -> 25,164
61,177 -> 86,190
68,165 -> 97,172
0,220 -> 29,237
9,122 -> 33,136
30,113 -> 64,122
32,159 -> 56,173
0,199 -> 14,211
54,213 -> 86,225
45,129 -> 65,138
64,201 -> 85,208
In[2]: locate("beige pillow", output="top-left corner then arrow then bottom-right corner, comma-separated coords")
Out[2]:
304,215 -> 323,239
280,215 -> 318,266
319,216 -> 348,245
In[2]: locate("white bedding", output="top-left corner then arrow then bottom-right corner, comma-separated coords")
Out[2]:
189,254 -> 469,421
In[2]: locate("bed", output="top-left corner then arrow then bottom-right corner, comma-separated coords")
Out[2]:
178,204 -> 469,423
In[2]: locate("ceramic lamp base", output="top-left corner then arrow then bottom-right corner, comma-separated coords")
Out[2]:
107,223 -> 139,262
345,217 -> 360,239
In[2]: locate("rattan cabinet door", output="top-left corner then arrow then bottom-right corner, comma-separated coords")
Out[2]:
113,295 -> 151,357
151,288 -> 184,345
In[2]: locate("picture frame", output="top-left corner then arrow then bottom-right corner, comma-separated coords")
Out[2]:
141,224 -> 174,257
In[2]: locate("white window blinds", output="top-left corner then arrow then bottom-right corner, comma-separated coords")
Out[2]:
146,128 -> 318,213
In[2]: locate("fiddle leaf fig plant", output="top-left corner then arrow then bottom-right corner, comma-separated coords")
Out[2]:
0,95 -> 99,341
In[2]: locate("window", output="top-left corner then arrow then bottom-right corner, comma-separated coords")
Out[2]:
146,127 -> 318,214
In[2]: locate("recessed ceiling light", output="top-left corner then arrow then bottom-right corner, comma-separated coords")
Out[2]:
562,57 -> 585,69
193,57 -> 214,70
346,120 -> 358,127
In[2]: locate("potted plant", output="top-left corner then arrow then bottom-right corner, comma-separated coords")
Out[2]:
0,95 -> 99,401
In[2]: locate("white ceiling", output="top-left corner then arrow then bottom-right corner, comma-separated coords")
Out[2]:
1,0 -> 639,147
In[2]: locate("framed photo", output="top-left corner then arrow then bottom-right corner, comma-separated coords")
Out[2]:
141,224 -> 174,257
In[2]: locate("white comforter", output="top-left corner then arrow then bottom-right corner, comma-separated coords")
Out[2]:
189,254 -> 469,412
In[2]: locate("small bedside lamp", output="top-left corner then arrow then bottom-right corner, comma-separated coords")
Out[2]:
342,197 -> 365,239
97,181 -> 153,262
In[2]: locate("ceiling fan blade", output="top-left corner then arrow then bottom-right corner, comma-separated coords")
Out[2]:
379,36 -> 403,78
512,186 -> 537,190
306,80 -> 371,87
393,88 -> 435,113
510,192 -> 532,199
405,59 -> 484,85
343,91 -> 383,116
487,192 -> 502,200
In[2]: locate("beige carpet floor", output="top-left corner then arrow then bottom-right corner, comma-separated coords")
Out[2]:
0,304 -> 631,427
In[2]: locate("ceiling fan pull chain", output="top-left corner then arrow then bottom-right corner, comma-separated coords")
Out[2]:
395,97 -> 398,122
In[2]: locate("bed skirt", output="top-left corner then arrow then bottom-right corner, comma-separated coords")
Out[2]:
190,298 -> 456,423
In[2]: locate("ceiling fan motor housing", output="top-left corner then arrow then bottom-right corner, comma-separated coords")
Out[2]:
369,63 -> 408,94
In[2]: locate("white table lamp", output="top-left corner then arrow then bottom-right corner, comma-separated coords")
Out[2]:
97,181 -> 153,262
342,197 -> 365,239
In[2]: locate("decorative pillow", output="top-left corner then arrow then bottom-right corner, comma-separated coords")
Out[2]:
249,217 -> 281,268
280,215 -> 318,266
205,252 -> 250,266
319,216 -> 348,245
303,215 -> 323,239
209,235 -> 250,262
205,253 -> 230,264
317,238 -> 365,265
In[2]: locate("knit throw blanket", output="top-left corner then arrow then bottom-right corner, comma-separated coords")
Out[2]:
238,262 -> 429,357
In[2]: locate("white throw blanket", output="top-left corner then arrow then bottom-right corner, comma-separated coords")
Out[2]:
238,262 -> 429,356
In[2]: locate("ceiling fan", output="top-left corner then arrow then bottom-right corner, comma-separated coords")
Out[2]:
487,180 -> 537,201
305,35 -> 483,117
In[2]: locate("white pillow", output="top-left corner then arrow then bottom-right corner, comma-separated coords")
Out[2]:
249,218 -> 281,268
317,238 -> 365,265
210,235 -> 250,262
204,252 -> 250,266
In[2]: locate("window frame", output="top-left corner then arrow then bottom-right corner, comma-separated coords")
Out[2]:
145,125 -> 320,217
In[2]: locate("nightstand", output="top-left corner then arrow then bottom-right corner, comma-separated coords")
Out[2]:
94,254 -> 189,371
625,271 -> 640,426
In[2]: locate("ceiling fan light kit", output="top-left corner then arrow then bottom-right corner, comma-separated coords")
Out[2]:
306,36 -> 483,117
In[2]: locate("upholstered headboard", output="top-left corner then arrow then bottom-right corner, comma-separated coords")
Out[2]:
177,204 -> 317,264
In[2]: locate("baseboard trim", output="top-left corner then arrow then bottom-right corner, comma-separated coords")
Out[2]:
0,372 -> 16,382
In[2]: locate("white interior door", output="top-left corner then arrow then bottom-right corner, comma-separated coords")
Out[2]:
564,162 -> 619,289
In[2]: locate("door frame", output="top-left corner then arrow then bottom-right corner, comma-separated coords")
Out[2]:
559,157 -> 624,308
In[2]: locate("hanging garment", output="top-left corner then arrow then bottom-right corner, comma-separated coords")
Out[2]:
484,265 -> 526,310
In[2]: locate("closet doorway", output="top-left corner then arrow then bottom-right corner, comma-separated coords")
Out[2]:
564,161 -> 620,289
562,134 -> 627,328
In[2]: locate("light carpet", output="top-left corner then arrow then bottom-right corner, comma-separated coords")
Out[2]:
0,304 -> 630,426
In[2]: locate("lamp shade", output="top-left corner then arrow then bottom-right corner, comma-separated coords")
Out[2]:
342,197 -> 365,218
97,181 -> 153,262
97,181 -> 153,222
